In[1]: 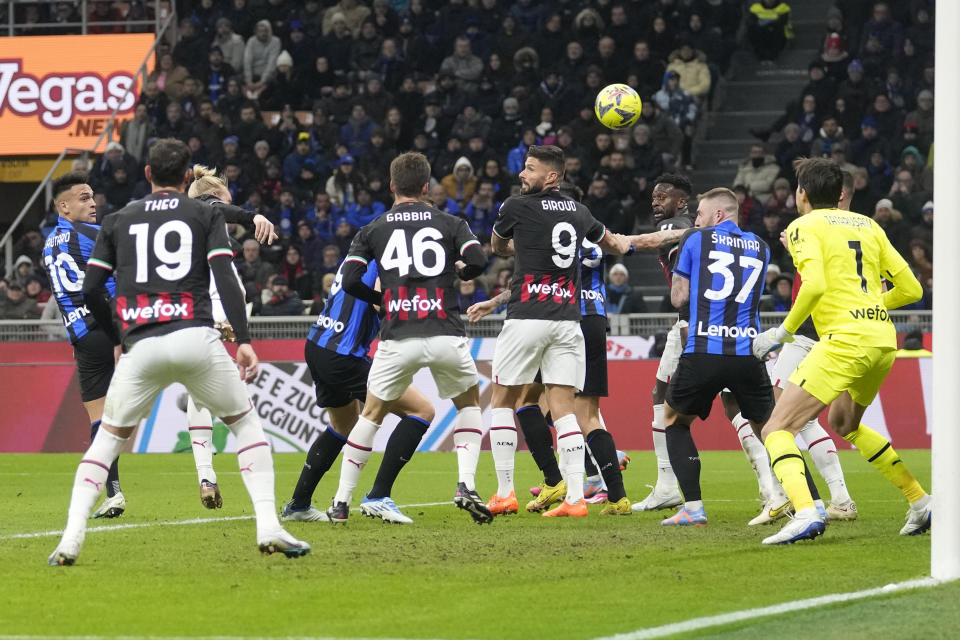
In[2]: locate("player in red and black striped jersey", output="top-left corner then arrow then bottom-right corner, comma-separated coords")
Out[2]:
328,152 -> 494,525
49,139 -> 308,566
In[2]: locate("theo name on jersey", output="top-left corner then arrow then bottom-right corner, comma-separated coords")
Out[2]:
43,217 -> 117,343
674,220 -> 770,356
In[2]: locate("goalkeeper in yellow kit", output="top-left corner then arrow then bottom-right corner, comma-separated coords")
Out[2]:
751,158 -> 930,545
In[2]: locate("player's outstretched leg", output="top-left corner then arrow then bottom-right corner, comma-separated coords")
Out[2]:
361,415 -> 430,524
487,407 -> 519,515
50,427 -> 129,566
226,409 -> 309,557
844,423 -> 931,535
543,414 -> 589,518
328,416 -> 380,524
661,422 -> 707,526
633,403 -> 683,511
90,420 -> 126,519
186,395 -> 221,509
800,419 -> 856,520
762,430 -> 826,545
282,425 -> 348,522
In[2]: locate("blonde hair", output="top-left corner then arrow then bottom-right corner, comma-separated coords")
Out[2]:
698,187 -> 740,222
187,164 -> 227,198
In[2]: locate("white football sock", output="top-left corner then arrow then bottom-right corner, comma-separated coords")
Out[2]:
555,413 -> 585,503
453,406 -> 483,491
732,412 -> 784,503
490,407 -> 517,496
229,409 -> 281,540
61,428 -> 128,549
800,418 -> 852,504
652,403 -> 678,489
187,395 -> 217,484
333,416 -> 379,505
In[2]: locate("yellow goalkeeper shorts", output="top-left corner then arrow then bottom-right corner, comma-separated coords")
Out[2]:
788,337 -> 896,407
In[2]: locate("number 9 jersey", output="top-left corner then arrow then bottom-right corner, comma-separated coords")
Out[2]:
492,187 -> 607,322
43,218 -> 117,343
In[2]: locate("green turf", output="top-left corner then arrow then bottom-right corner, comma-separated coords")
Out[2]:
0,450 -> 945,639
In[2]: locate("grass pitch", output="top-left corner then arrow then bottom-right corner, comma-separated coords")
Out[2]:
0,450 -> 953,639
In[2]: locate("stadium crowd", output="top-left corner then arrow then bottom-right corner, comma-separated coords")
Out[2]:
0,0 -> 935,320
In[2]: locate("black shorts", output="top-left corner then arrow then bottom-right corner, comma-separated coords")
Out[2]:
667,353 -> 774,423
304,340 -> 370,408
73,328 -> 115,402
577,314 -> 609,397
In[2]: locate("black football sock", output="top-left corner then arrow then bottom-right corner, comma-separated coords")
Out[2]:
587,430 -> 626,502
367,416 -> 430,500
803,455 -> 822,502
584,448 -> 599,477
91,420 -> 121,497
666,423 -> 701,502
515,406 -> 563,486
290,426 -> 348,509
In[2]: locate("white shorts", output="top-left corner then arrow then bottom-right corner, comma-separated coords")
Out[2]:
103,326 -> 251,426
492,319 -> 585,390
771,334 -> 816,389
656,319 -> 689,383
368,335 -> 478,402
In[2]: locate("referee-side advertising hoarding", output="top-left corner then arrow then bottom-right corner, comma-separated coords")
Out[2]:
0,34 -> 154,156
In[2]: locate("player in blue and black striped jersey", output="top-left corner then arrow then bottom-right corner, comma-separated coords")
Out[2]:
42,171 -> 125,519
281,258 -> 438,525
661,187 -> 776,527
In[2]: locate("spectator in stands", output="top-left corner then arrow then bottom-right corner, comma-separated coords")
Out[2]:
763,263 -> 782,294
149,52 -> 190,101
905,90 -> 934,154
283,132 -> 320,184
647,15 -> 677,63
830,142 -> 858,176
733,144 -> 780,201
278,246 -> 313,301
851,117 -> 890,167
90,142 -> 138,194
260,276 -> 304,316
837,59 -> 875,120
655,71 -> 697,169
441,36 -> 484,93
888,167 -> 931,223
626,41 -> 664,99
158,101 -> 189,141
462,180 -> 501,236
272,189 -> 303,238
233,102 -> 270,153
323,0 -> 371,36
849,167 -> 876,215
764,177 -> 798,220
868,92 -> 903,140
173,18 -> 208,78
442,157 -> 478,208
120,104 -> 156,164
584,178 -> 627,236
10,255 -> 36,289
244,20 -> 282,99
867,149 -> 894,197
666,41 -> 711,104
212,18 -> 245,71
104,163 -> 134,209
237,238 -> 275,292
734,184 -> 765,231
809,115 -> 846,157
326,154 -> 361,208
911,201 -> 933,246
345,187 -> 386,228
872,198 -> 908,254
817,32 -> 850,81
605,264 -> 647,314
638,100 -> 683,168
260,51 -> 305,110
0,282 -> 41,320
138,79 -> 169,128
756,208 -> 789,269
428,183 -> 461,216
747,0 -> 792,66
457,278 -> 489,311
24,275 -> 50,304
908,238 -> 933,290
775,123 -> 809,183
761,273 -> 793,311
859,1 -> 903,58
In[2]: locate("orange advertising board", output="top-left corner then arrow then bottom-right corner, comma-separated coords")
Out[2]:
0,34 -> 154,156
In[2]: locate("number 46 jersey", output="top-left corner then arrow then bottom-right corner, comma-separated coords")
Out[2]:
43,218 -> 117,343
344,201 -> 482,341
493,187 -> 607,322
87,191 -> 232,344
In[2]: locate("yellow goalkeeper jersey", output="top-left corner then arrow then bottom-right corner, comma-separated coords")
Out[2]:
783,208 -> 922,347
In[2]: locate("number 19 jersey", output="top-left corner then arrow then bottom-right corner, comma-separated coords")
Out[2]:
344,201 -> 481,341
492,187 -> 607,322
88,191 -> 234,345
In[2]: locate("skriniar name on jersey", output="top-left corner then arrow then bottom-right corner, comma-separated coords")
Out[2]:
43,217 -> 117,343
82,191 -> 252,347
339,201 -> 487,340
492,187 -> 607,322
308,260 -> 381,359
674,220 -> 770,356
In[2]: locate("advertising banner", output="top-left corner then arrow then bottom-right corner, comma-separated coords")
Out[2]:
0,338 -> 932,454
0,34 -> 154,155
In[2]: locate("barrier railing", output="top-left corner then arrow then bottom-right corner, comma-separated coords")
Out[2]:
0,311 -> 933,344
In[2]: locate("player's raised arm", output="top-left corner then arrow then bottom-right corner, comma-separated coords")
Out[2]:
190,166 -> 279,245
206,209 -> 252,348
340,229 -> 382,306
625,228 -> 687,252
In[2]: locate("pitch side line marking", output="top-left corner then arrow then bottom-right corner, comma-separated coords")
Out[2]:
0,502 -> 451,540
0,636 -> 457,640
591,577 -> 940,640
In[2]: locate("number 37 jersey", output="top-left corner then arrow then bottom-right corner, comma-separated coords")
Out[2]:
345,201 -> 481,340
493,188 -> 607,322
88,191 -> 233,344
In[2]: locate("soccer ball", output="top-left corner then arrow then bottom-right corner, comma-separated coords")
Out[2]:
594,83 -> 642,130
